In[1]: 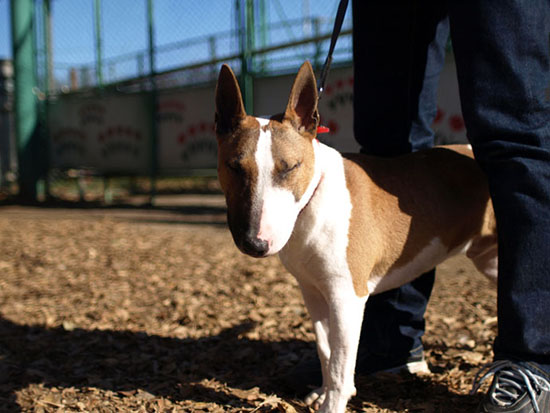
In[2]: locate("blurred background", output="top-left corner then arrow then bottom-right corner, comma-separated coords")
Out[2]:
0,0 -> 464,204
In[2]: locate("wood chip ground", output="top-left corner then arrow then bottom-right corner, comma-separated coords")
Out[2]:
0,194 -> 496,412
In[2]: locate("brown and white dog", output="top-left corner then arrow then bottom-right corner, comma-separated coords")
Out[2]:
214,61 -> 497,413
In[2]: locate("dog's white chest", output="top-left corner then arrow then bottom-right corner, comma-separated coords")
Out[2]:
279,145 -> 355,289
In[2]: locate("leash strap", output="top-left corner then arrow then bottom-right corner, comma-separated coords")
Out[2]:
317,0 -> 349,99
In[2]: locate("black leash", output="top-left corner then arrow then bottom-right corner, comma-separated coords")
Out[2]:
317,0 -> 349,99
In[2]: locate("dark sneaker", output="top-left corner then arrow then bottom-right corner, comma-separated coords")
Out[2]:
472,360 -> 550,413
282,350 -> 429,396
356,347 -> 429,376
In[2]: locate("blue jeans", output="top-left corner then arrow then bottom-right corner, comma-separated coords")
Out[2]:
352,0 -> 449,364
353,0 -> 550,376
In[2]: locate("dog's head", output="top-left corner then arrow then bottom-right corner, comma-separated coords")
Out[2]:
215,61 -> 321,257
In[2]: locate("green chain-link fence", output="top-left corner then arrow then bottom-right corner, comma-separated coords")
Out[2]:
6,0 -> 350,201
2,1 -> 466,203
34,0 -> 352,93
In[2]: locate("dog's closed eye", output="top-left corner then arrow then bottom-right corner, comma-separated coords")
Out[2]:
226,159 -> 244,174
277,160 -> 302,179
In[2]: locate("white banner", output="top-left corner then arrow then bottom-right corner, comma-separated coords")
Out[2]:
433,54 -> 467,145
255,62 -> 466,153
48,60 -> 465,174
157,88 -> 217,172
49,94 -> 150,173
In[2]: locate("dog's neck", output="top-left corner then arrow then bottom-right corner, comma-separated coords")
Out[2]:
279,140 -> 352,271
297,138 -> 326,214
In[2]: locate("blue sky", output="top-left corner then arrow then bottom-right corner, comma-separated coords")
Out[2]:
0,0 -> 351,80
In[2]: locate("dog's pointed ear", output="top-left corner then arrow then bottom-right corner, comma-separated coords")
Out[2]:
215,64 -> 246,135
284,61 -> 319,137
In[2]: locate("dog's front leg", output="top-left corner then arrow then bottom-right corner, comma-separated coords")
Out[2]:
319,291 -> 368,413
299,283 -> 331,409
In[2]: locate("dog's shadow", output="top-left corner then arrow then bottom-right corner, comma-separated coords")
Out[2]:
0,318 -> 301,411
0,317 -> 480,412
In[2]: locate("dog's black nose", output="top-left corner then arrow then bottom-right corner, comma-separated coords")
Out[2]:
241,236 -> 269,257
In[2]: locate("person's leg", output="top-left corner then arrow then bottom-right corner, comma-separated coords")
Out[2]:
449,0 -> 550,410
352,0 -> 448,372
449,0 -> 550,375
353,0 -> 448,154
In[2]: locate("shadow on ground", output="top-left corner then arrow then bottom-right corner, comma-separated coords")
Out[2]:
0,318 -> 480,412
0,195 -> 229,227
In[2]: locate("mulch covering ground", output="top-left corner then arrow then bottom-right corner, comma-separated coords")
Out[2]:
0,196 -> 497,412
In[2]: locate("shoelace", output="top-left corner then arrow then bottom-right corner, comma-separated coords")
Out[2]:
471,360 -> 550,413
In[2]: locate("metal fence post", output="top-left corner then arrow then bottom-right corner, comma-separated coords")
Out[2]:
208,36 -> 217,78
313,17 -> 322,71
257,0 -> 267,74
93,0 -> 103,87
0,60 -> 15,188
236,0 -> 254,114
44,0 -> 53,93
147,0 -> 158,204
40,0 -> 52,199
10,0 -> 40,201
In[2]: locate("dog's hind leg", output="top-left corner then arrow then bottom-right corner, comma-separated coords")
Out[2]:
466,234 -> 498,284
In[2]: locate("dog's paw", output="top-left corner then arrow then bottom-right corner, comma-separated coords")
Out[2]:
304,387 -> 326,410
305,386 -> 357,412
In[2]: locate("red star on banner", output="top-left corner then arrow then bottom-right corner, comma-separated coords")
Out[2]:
434,107 -> 445,124
449,115 -> 465,132
327,119 -> 339,134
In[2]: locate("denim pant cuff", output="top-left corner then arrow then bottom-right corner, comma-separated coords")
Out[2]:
494,355 -> 550,381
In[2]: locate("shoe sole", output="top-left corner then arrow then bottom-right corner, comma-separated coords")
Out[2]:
381,360 -> 430,375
